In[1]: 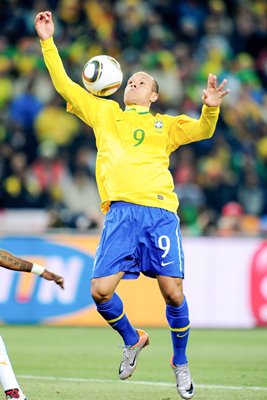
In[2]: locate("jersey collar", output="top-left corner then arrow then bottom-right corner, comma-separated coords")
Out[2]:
125,105 -> 150,114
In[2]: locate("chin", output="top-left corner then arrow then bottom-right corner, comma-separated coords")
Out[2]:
125,97 -> 136,105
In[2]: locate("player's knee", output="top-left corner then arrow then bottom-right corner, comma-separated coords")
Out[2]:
164,288 -> 184,306
90,279 -> 113,303
158,277 -> 184,306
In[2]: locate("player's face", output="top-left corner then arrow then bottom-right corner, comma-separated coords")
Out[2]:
124,72 -> 158,107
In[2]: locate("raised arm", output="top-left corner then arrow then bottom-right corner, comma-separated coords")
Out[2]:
0,249 -> 64,289
34,11 -> 86,105
169,73 -> 230,148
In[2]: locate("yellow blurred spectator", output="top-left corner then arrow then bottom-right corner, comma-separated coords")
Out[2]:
34,99 -> 80,146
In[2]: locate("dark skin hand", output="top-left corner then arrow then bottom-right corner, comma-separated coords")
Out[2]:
0,249 -> 64,289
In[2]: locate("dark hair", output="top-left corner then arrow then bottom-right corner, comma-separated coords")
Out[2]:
152,78 -> 159,94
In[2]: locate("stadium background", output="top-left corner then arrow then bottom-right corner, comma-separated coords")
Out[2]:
0,0 -> 267,327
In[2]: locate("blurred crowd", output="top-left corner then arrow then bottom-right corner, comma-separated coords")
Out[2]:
0,0 -> 267,236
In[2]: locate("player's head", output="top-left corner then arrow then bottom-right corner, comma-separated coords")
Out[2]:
124,71 -> 159,108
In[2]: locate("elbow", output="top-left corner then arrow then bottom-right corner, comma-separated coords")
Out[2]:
202,126 -> 216,139
206,130 -> 215,139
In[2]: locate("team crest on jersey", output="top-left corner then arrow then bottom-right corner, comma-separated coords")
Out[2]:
154,120 -> 163,129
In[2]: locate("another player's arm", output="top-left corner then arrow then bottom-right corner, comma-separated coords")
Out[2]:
0,249 -> 64,289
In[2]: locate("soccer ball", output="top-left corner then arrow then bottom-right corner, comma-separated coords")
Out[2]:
82,55 -> 123,97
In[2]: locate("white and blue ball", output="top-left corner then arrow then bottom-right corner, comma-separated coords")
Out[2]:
82,55 -> 123,97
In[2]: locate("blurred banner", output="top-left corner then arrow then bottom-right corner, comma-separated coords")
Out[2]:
0,234 -> 266,328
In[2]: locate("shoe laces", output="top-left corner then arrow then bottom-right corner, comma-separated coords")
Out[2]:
120,344 -> 136,364
5,389 -> 20,399
120,345 -> 138,366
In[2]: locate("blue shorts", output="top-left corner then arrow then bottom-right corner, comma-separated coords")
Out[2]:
92,202 -> 185,280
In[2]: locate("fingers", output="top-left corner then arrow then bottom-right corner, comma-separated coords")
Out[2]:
55,276 -> 64,289
220,88 -> 231,98
207,73 -> 217,89
217,78 -> 230,97
217,78 -> 228,91
206,74 -> 230,98
35,11 -> 52,23
208,74 -> 230,91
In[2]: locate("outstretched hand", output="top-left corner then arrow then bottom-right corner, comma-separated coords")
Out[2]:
41,269 -> 64,289
202,73 -> 230,107
34,11 -> 54,40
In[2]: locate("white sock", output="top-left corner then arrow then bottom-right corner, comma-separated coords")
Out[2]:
0,336 -> 21,392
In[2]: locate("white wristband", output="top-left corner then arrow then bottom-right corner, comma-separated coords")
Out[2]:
31,263 -> 45,276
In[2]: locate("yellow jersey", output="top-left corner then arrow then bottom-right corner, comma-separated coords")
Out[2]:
41,37 -> 220,214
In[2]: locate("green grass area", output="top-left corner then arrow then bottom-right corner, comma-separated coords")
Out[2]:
1,326 -> 266,400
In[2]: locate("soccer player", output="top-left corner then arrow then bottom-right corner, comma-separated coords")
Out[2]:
35,11 -> 229,399
0,249 -> 64,399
